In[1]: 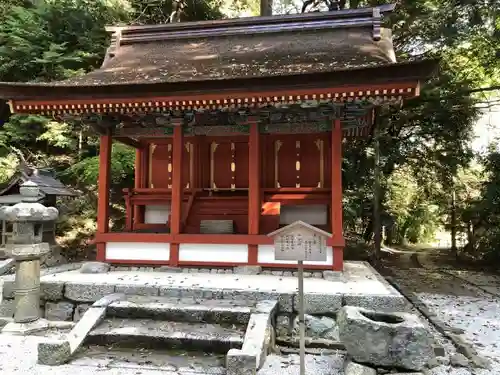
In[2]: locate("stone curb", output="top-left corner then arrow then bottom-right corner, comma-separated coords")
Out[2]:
363,261 -> 408,300
383,271 -> 489,370
38,306 -> 106,365
227,300 -> 278,374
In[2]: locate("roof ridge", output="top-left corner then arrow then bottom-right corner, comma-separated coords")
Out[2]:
105,4 -> 394,45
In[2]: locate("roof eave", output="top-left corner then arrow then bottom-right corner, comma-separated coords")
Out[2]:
0,59 -> 439,103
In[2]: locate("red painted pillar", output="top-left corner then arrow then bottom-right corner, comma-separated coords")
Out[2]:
248,121 -> 260,264
331,119 -> 344,270
96,133 -> 112,261
170,126 -> 183,266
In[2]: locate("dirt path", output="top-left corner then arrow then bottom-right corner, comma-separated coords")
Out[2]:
376,246 -> 500,374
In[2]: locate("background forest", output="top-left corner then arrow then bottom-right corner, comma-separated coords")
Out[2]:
0,0 -> 498,263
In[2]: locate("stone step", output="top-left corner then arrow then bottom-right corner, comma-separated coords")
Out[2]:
87,318 -> 245,354
73,344 -> 227,374
106,295 -> 253,325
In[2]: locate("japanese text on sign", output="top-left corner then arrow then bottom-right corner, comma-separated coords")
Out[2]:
274,229 -> 327,262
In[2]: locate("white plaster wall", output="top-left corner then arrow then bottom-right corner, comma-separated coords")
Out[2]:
106,242 -> 170,261
179,244 -> 248,263
257,245 -> 333,265
145,205 -> 171,224
279,205 -> 328,225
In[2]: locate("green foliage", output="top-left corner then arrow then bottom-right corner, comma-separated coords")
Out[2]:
320,0 -> 498,253
0,154 -> 19,185
0,1 -> 127,82
385,165 -> 441,244
65,143 -> 135,186
37,121 -> 76,149
127,0 -> 223,24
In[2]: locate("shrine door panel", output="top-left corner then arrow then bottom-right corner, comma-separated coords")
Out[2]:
234,142 -> 249,188
274,138 -> 298,188
210,140 -> 249,189
149,142 -> 193,189
273,135 -> 327,188
299,136 -> 325,188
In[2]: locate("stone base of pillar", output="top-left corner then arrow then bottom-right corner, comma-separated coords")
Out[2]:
2,318 -> 49,335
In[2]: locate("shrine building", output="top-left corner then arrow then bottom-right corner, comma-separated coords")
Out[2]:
0,5 -> 436,270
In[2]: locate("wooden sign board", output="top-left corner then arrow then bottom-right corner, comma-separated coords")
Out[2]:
268,221 -> 330,262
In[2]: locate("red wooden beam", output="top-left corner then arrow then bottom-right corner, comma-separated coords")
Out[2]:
96,233 -> 174,243
169,126 -> 183,266
262,187 -> 331,193
96,133 -> 112,261
13,81 -> 420,110
95,232 -> 274,245
331,118 -> 344,270
175,234 -> 273,245
248,122 -> 261,264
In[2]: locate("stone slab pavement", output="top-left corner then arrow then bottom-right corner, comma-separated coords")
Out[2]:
19,261 -> 405,313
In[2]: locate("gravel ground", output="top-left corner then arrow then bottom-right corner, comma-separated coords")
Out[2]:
0,334 -> 346,375
390,267 -> 500,375
0,335 -> 201,375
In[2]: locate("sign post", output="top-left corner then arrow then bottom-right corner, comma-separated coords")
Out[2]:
268,221 -> 331,375
297,258 -> 306,375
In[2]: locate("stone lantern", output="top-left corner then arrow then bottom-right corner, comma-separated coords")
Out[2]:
0,181 -> 58,333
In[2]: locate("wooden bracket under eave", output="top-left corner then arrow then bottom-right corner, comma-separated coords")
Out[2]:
7,100 -> 14,114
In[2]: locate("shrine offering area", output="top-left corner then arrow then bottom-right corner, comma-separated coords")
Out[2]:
0,261 -> 409,375
0,261 -> 405,319
0,261 -> 485,375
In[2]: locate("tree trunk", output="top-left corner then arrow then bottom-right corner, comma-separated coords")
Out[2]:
373,112 -> 382,263
385,223 -> 394,245
450,189 -> 458,257
260,0 -> 272,16
363,219 -> 373,242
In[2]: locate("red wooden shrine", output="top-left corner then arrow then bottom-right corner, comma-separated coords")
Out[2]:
0,5 -> 436,270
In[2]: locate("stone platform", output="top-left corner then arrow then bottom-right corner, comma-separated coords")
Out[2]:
1,261 -> 406,317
